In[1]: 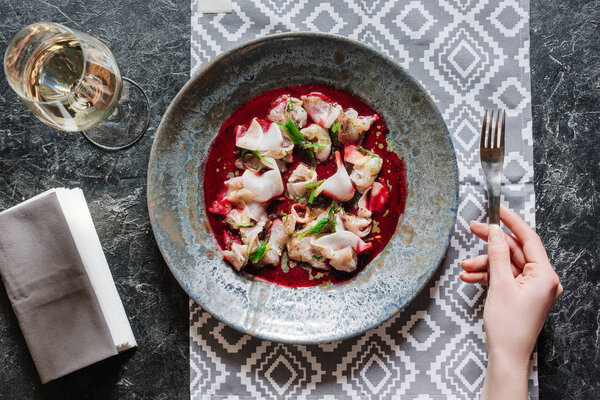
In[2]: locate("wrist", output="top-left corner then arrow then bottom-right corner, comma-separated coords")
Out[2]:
482,352 -> 529,400
488,347 -> 531,371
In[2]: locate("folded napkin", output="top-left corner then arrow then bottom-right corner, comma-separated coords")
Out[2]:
0,188 -> 136,383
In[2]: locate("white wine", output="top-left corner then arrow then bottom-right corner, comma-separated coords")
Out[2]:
24,35 -> 84,101
6,22 -> 149,149
5,23 -> 122,131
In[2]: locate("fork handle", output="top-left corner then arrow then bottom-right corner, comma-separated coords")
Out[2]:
488,195 -> 500,225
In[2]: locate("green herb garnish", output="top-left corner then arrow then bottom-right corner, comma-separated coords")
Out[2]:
227,220 -> 256,228
295,202 -> 338,238
305,179 -> 325,204
251,149 -> 277,169
240,149 -> 263,172
372,220 -> 381,234
249,240 -> 271,263
278,121 -> 305,145
296,218 -> 329,239
277,120 -> 320,165
331,121 -> 341,133
357,146 -> 381,158
304,142 -> 327,150
285,120 -> 305,144
304,179 -> 325,189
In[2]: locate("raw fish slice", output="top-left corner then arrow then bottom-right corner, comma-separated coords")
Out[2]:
311,230 -> 372,254
241,158 -> 284,202
336,108 -> 379,144
342,214 -> 372,237
286,163 -> 317,199
222,243 -> 248,271
236,118 -> 284,151
300,124 -> 332,162
316,151 -> 355,202
301,93 -> 342,129
268,95 -> 308,128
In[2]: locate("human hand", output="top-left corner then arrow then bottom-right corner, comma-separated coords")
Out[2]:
459,205 -> 563,400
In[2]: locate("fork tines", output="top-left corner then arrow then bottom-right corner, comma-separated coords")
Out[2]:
480,109 -> 505,150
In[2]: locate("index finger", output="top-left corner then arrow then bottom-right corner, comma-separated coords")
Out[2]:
500,205 -> 549,264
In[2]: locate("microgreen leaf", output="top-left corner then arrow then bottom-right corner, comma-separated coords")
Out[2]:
331,121 -> 341,133
249,241 -> 271,263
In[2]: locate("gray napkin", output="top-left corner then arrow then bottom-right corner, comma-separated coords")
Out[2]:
0,191 -> 118,383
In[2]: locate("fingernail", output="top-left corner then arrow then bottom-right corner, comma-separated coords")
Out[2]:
488,224 -> 503,243
469,220 -> 477,226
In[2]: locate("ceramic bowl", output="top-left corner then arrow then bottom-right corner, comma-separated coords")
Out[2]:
147,32 -> 458,344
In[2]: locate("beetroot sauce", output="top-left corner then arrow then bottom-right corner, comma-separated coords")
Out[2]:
203,85 -> 407,288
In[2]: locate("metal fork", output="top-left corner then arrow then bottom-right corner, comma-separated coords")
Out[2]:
480,109 -> 505,226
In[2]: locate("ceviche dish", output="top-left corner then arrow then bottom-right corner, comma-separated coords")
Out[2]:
204,85 -> 407,287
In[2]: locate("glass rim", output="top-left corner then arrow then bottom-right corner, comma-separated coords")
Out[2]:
3,22 -> 90,105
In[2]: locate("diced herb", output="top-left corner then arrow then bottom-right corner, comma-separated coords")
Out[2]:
314,271 -> 326,280
288,98 -> 301,104
249,240 -> 271,263
372,220 -> 380,234
331,121 -> 341,133
311,254 -> 323,261
280,251 -> 290,273
326,200 -> 340,228
357,146 -> 381,158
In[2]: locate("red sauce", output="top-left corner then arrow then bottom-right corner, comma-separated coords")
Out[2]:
203,85 -> 407,288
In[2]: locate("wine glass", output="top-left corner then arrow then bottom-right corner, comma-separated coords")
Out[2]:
4,22 -> 149,150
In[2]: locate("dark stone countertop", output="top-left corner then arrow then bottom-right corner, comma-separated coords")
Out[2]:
531,1 -> 600,399
0,0 -> 597,399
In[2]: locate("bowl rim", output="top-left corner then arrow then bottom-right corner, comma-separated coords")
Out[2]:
147,31 -> 459,344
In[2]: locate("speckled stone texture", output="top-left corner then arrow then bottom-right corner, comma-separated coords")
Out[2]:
531,0 -> 600,399
0,1 -> 190,399
0,0 -> 597,399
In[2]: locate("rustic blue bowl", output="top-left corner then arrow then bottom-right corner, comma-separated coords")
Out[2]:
148,33 -> 458,344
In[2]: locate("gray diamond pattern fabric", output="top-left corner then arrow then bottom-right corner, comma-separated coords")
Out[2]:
189,0 -> 536,398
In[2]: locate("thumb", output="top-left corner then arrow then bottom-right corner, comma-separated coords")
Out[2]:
487,224 -> 513,286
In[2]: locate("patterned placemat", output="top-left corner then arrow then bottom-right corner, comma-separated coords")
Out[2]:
189,1 -> 536,398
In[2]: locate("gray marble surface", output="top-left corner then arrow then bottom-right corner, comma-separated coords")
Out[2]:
531,1 -> 600,399
0,1 -> 190,399
0,0 -> 597,399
